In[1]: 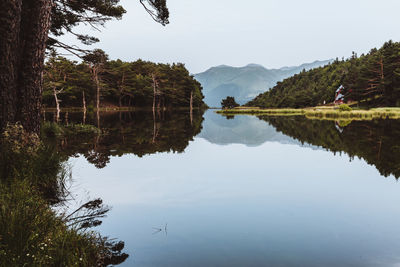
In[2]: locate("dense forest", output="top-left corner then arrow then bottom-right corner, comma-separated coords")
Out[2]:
43,53 -> 206,110
248,41 -> 400,108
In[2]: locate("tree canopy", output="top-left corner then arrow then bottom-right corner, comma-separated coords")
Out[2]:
248,41 -> 400,108
0,0 -> 170,133
221,96 -> 240,109
49,0 -> 169,56
43,56 -> 206,109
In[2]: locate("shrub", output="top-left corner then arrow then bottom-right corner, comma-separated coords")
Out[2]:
339,104 -> 352,112
41,122 -> 64,137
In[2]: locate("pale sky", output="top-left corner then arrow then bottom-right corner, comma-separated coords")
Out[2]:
60,0 -> 400,74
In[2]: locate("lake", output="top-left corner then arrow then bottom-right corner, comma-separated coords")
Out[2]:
53,110 -> 400,267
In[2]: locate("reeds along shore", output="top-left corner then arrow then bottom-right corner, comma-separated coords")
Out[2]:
216,107 -> 400,120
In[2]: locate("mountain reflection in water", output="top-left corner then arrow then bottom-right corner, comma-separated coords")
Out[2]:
48,110 -> 400,179
44,110 -> 400,267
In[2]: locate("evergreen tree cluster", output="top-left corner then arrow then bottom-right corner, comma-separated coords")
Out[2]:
248,41 -> 400,108
43,56 -> 205,109
221,96 -> 239,109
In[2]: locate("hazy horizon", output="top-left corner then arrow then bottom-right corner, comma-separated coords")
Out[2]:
59,0 -> 400,74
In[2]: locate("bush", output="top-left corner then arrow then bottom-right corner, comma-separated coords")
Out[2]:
339,104 -> 352,112
41,122 -> 64,137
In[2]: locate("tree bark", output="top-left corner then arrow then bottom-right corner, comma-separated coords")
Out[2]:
82,90 -> 86,124
93,68 -> 100,111
53,87 -> 60,122
82,90 -> 86,112
152,74 -> 157,114
119,72 -> 125,108
190,90 -> 193,125
0,0 -> 53,133
0,0 -> 22,129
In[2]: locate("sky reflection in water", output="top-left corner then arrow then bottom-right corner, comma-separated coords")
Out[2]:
68,111 -> 400,267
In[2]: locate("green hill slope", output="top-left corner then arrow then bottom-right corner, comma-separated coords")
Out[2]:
247,41 -> 400,108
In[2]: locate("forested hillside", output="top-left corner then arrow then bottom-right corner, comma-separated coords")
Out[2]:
195,60 -> 331,107
43,54 -> 205,110
248,41 -> 400,108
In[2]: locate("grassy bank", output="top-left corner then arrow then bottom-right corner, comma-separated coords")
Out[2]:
0,124 -> 127,266
216,108 -> 306,116
305,108 -> 400,120
217,107 -> 400,120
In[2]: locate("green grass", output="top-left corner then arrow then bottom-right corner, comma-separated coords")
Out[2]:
217,107 -> 400,120
0,124 -> 127,266
216,108 -> 305,116
304,108 -> 400,120
0,180 -> 104,266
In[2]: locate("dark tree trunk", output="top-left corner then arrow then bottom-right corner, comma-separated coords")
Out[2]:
0,0 -> 22,129
0,0 -> 52,133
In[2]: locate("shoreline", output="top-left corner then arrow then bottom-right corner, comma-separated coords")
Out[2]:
43,107 -> 207,112
216,107 -> 400,120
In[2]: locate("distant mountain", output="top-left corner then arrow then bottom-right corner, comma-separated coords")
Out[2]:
195,60 -> 332,107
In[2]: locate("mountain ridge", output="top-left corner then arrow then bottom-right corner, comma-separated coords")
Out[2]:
195,60 -> 332,107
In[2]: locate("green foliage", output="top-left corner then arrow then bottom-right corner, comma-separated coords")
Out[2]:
0,124 -> 128,266
0,180 -> 99,266
41,122 -> 65,137
339,104 -> 352,112
43,56 -> 205,109
48,0 -> 169,54
221,96 -> 239,109
248,41 -> 400,108
0,123 -> 66,203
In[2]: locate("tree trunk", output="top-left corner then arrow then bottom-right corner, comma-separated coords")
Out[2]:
65,111 -> 69,126
119,72 -> 125,108
53,87 -> 60,122
0,0 -> 53,133
0,0 -> 22,129
82,90 -> 86,111
190,90 -> 193,125
94,68 -> 100,111
151,73 -> 158,114
82,90 -> 86,124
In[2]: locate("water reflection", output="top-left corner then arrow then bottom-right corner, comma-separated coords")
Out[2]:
45,110 -> 204,168
43,111 -> 400,266
257,116 -> 400,178
198,111 -> 308,147
46,110 -> 400,179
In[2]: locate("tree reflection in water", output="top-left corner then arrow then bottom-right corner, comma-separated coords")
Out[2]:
46,110 -> 204,169
258,115 -> 400,179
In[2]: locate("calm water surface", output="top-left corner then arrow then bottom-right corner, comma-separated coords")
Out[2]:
58,110 -> 400,266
